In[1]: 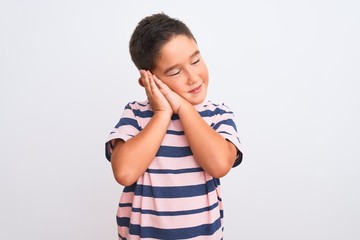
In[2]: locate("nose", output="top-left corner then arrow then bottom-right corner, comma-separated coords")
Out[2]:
186,70 -> 199,85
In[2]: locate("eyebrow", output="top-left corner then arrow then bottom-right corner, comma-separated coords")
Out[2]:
163,50 -> 200,75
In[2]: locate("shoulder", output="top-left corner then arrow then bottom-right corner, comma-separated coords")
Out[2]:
122,100 -> 153,119
125,100 -> 150,110
201,100 -> 234,115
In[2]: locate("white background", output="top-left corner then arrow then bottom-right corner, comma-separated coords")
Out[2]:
1,0 -> 359,239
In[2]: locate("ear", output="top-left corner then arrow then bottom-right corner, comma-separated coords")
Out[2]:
138,77 -> 145,87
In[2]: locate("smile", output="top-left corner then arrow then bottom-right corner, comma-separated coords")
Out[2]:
189,84 -> 202,93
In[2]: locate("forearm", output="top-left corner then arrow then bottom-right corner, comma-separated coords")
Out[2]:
178,102 -> 237,178
111,112 -> 171,186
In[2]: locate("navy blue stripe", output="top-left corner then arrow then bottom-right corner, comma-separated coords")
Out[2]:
214,178 -> 220,187
119,203 -> 132,208
156,146 -> 192,158
117,217 -> 130,227
127,217 -> 222,239
199,109 -> 218,117
126,101 -> 149,107
132,109 -> 153,118
130,201 -> 219,217
218,130 -> 232,135
171,114 -> 179,120
199,108 -> 231,117
123,183 -> 137,193
114,117 -> 142,131
146,167 -> 203,174
166,129 -> 184,135
133,180 -> 216,198
211,119 -> 237,131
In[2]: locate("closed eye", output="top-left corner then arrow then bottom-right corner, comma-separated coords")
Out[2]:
169,70 -> 181,76
192,59 -> 200,65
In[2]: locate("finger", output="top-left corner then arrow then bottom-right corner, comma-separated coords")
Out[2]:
140,70 -> 152,97
148,74 -> 159,91
153,75 -> 171,93
140,70 -> 149,87
152,75 -> 163,88
139,70 -> 147,87
147,71 -> 160,93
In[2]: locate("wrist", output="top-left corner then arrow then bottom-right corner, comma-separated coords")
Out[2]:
153,110 -> 173,119
177,101 -> 193,115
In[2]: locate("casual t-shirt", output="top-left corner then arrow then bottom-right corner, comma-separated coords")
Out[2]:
105,100 -> 242,240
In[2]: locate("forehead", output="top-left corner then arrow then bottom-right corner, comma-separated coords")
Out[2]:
155,35 -> 198,69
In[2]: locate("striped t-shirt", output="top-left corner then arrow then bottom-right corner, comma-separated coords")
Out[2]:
105,100 -> 242,240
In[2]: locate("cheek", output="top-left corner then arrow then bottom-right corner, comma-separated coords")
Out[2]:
200,66 -> 209,82
158,77 -> 181,91
167,81 -> 184,92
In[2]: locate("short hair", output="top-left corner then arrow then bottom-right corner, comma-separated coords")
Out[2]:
129,13 -> 196,71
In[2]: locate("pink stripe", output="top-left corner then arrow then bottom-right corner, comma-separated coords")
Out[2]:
107,132 -> 133,143
162,134 -> 189,147
139,171 -> 213,187
127,194 -> 219,213
113,124 -> 139,135
128,207 -> 221,229
118,226 -> 130,239
201,115 -> 215,125
119,191 -> 135,203
117,204 -> 132,217
138,117 -> 150,127
218,124 -> 236,133
122,108 -> 136,117
149,155 -> 201,169
168,119 -> 181,130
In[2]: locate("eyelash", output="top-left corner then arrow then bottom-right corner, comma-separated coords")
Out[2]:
169,59 -> 200,76
170,71 -> 180,77
192,59 -> 200,65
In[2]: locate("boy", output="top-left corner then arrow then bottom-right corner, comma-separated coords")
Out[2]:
105,12 -> 243,239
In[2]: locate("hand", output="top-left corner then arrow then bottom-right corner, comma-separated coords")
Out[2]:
152,74 -> 187,114
140,70 -> 172,115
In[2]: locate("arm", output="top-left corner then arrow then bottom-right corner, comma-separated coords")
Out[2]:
153,75 -> 237,178
178,102 -> 238,178
111,70 -> 173,186
111,112 -> 171,186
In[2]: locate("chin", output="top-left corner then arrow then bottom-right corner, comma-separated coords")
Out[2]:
184,89 -> 207,106
189,96 -> 206,105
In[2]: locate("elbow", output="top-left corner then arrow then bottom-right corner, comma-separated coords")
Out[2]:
209,167 -> 231,179
207,162 -> 232,178
206,155 -> 235,178
113,171 -> 137,187
111,157 -> 138,186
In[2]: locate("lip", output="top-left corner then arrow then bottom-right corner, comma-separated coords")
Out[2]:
189,83 -> 202,93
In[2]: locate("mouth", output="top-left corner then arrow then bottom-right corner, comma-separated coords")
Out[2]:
189,83 -> 202,93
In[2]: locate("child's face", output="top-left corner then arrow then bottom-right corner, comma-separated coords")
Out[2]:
152,35 -> 209,106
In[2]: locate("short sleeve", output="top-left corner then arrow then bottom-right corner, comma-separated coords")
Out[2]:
105,102 -> 142,161
211,103 -> 243,167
